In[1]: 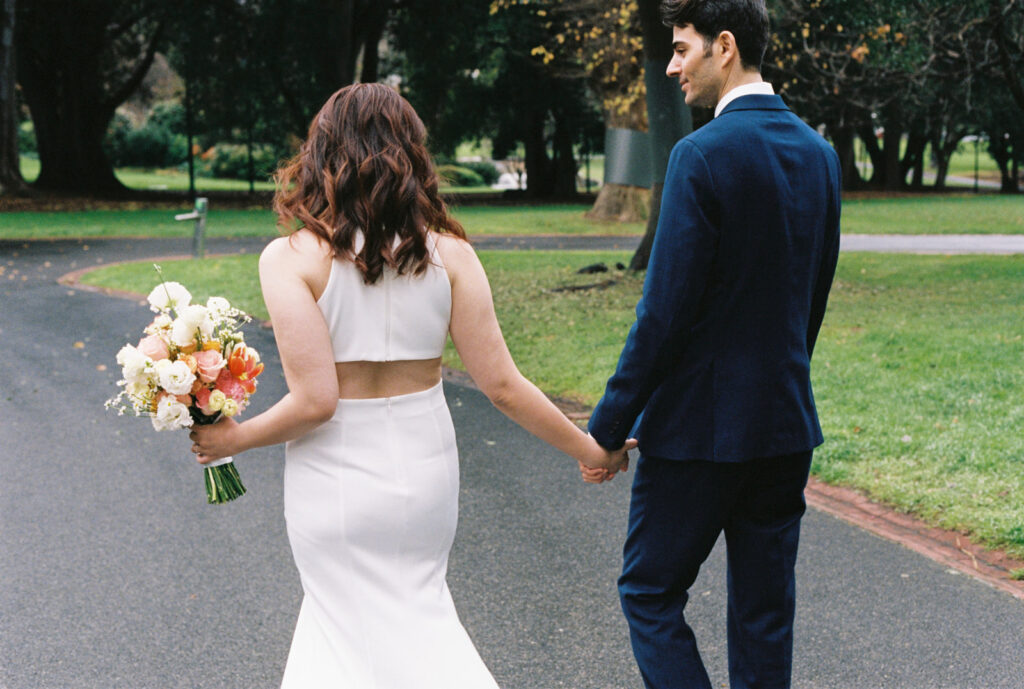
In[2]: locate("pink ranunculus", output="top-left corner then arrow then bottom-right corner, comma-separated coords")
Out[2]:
137,334 -> 170,361
215,368 -> 247,403
193,348 -> 226,384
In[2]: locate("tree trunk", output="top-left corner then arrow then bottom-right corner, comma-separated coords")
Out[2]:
629,0 -> 692,271
551,109 -> 578,197
16,2 -> 163,194
587,182 -> 649,222
523,110 -> 554,197
882,123 -> 904,190
858,125 -> 885,187
356,0 -> 389,83
586,111 -> 649,222
0,0 -> 26,194
901,130 -> 927,189
831,126 -> 862,190
931,129 -> 963,190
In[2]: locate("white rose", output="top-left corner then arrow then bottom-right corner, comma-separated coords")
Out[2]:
116,344 -> 152,385
151,395 -> 194,431
147,281 -> 192,313
153,358 -> 196,396
170,305 -> 213,347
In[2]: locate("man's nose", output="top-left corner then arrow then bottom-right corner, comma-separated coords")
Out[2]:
666,57 -> 679,78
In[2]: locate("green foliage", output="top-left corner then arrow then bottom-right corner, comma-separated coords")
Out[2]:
201,142 -> 280,181
459,161 -> 501,185
104,112 -> 187,168
18,121 -> 37,155
436,164 -> 486,188
147,101 -> 186,136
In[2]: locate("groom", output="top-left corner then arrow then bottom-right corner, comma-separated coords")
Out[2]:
586,1 -> 841,687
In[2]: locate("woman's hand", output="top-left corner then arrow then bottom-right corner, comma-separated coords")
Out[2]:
578,436 -> 637,484
189,417 -> 245,464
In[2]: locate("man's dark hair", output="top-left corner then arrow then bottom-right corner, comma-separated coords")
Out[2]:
660,0 -> 769,71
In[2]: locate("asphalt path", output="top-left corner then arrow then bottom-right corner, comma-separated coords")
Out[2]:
2,236 -> 1024,689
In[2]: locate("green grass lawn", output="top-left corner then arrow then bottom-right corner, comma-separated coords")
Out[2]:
0,205 -> 642,239
3,195 -> 1022,240
840,195 -> 1024,235
79,250 -> 1024,558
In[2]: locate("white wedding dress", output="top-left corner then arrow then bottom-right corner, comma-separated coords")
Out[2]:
281,234 -> 499,688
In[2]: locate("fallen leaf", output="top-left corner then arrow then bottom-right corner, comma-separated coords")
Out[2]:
73,341 -> 85,349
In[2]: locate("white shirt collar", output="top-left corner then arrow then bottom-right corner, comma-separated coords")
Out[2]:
714,81 -> 775,118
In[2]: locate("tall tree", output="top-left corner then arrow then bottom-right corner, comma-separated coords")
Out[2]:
16,0 -> 166,193
395,0 -> 599,197
0,0 -> 26,194
630,0 -> 691,270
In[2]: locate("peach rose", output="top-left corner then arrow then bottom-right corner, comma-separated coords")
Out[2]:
137,335 -> 170,361
193,349 -> 226,384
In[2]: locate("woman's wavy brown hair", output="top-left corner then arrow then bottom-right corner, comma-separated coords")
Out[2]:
273,83 -> 466,284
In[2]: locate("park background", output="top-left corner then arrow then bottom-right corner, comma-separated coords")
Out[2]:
1,2 -> 1023,679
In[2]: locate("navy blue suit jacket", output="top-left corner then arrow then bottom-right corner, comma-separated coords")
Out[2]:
589,94 -> 841,462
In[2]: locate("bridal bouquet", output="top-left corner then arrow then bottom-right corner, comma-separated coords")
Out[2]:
106,269 -> 263,504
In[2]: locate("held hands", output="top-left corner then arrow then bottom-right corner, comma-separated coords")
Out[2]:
578,435 -> 637,484
189,416 -> 243,464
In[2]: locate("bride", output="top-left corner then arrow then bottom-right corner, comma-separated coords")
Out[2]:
188,83 -> 632,688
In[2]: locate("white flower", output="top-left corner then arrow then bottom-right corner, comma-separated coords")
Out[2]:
206,296 -> 231,318
145,313 -> 173,335
170,305 -> 214,347
125,379 -> 156,409
147,281 -> 192,313
116,344 -> 152,385
153,358 -> 196,396
152,395 -> 193,431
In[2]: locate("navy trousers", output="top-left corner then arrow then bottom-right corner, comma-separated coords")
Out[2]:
618,450 -> 813,689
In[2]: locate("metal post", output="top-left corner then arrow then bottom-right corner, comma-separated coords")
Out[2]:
175,197 -> 208,259
974,137 -> 979,193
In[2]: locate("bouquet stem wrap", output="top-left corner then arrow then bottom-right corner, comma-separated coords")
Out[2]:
203,455 -> 246,504
193,411 -> 246,504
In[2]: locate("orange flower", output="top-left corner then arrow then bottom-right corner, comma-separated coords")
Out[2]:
228,344 -> 263,393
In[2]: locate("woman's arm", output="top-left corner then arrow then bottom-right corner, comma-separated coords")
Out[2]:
438,236 -> 632,474
189,236 -> 339,462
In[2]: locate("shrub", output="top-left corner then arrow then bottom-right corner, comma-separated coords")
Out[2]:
203,142 -> 279,180
148,102 -> 186,136
435,164 -> 485,187
121,125 -> 174,167
460,161 -> 500,185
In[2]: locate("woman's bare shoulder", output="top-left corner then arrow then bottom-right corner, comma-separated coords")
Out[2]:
260,229 -> 332,267
432,232 -> 477,267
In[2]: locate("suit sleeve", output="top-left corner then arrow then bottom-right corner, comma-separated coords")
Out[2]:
806,152 -> 842,359
588,139 -> 718,450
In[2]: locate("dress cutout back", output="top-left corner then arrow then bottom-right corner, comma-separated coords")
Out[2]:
316,232 -> 451,363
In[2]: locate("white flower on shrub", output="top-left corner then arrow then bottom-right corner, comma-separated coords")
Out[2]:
153,358 -> 196,396
152,395 -> 193,431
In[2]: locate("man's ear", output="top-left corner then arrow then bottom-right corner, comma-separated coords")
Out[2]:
715,30 -> 739,65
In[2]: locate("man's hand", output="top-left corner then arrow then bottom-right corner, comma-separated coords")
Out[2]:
578,437 -> 637,484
